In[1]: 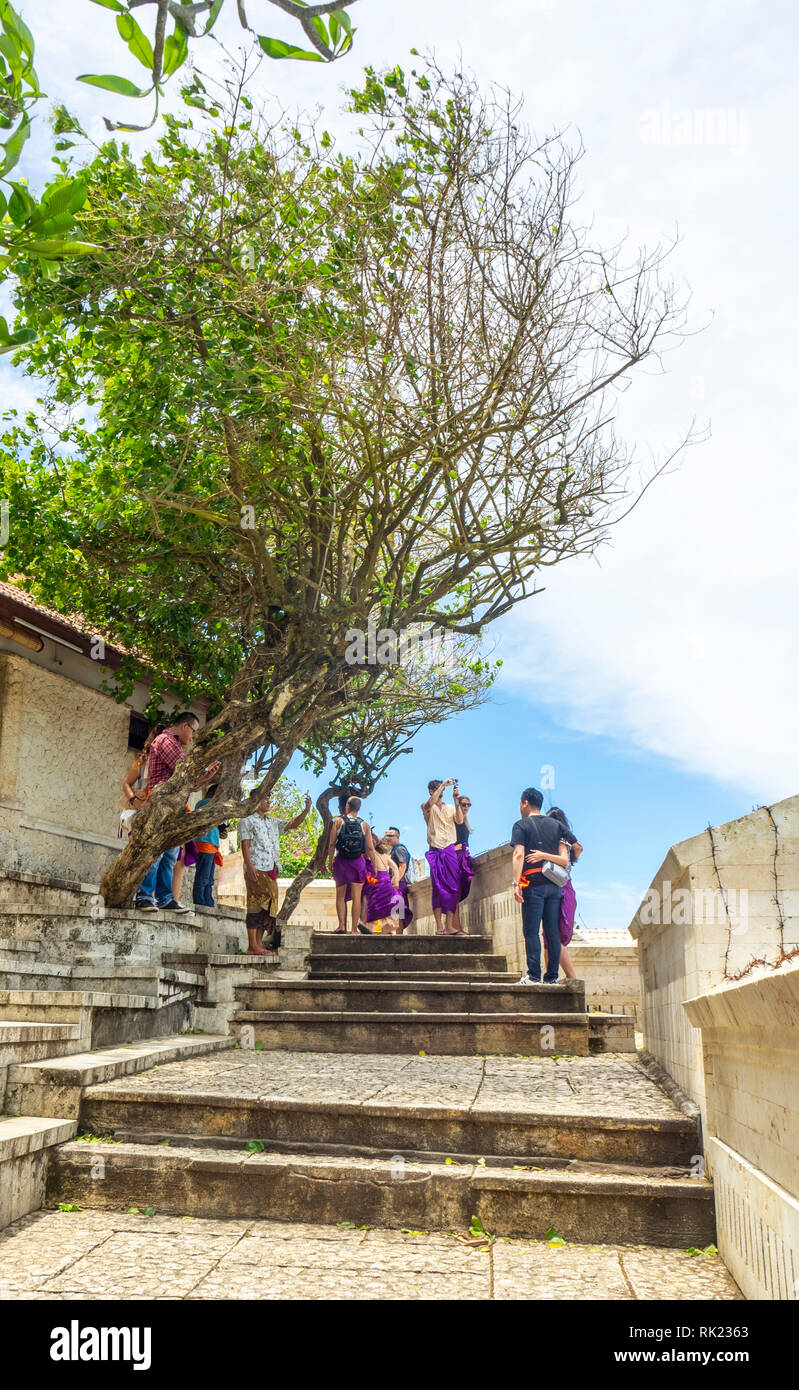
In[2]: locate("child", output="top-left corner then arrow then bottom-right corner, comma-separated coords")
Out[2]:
192,784 -> 227,907
363,835 -> 403,934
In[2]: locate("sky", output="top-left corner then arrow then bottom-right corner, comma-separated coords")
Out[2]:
2,0 -> 797,929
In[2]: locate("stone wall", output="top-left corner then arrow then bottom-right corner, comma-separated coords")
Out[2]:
0,647 -> 208,887
0,651 -> 128,884
629,794 -> 799,1117
684,963 -> 799,1300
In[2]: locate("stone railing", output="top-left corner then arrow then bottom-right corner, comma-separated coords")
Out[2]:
684,963 -> 799,1300
628,794 -> 799,1117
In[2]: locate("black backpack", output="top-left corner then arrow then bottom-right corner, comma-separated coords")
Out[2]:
336,816 -> 366,859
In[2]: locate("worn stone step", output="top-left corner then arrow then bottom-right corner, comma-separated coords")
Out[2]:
78,1087 -> 699,1167
308,952 -> 509,976
0,1114 -> 79,1228
228,1009 -> 589,1055
312,933 -> 497,954
46,1140 -> 716,1248
236,979 -> 585,1015
0,1021 -> 80,1045
5,1033 -> 235,1119
0,1020 -> 85,1072
328,970 -> 523,983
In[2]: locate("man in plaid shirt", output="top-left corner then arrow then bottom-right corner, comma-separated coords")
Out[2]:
135,713 -> 221,913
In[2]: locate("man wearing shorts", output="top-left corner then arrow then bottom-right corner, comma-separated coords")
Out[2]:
239,791 -> 312,955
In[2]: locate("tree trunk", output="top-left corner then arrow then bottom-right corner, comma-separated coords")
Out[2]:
276,786 -> 339,926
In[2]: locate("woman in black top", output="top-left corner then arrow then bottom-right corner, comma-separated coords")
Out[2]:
452,789 -> 474,931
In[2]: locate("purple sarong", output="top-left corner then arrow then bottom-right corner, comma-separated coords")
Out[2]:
426,844 -> 461,914
397,878 -> 414,931
364,869 -> 403,923
332,854 -> 367,888
559,879 -> 576,945
457,845 -> 474,902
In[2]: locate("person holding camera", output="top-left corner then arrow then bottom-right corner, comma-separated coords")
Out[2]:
421,778 -> 465,936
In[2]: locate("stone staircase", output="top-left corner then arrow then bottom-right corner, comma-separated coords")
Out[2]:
232,932 -> 635,1055
38,929 -> 716,1250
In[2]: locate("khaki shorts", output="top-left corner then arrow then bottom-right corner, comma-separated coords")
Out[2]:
246,869 -> 278,917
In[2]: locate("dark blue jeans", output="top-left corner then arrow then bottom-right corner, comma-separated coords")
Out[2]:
193,851 -> 217,906
521,878 -> 562,982
137,845 -> 180,908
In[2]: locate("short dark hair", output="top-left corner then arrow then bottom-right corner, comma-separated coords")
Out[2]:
346,795 -> 362,813
521,787 -> 544,809
174,711 -> 199,728
427,779 -> 442,792
388,826 -> 401,836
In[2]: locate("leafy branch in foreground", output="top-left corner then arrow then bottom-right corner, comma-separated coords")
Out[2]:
0,1 -> 94,326
81,0 -> 359,130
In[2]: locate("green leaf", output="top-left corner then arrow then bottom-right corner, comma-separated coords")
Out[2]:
7,180 -> 35,225
77,73 -> 151,98
116,13 -> 154,69
204,0 -> 225,33
40,178 -> 87,220
87,0 -> 125,9
258,35 -> 325,63
163,23 -> 189,78
1,2 -> 35,61
22,238 -> 96,255
0,112 -> 30,178
333,8 -> 353,38
245,1139 -> 265,1153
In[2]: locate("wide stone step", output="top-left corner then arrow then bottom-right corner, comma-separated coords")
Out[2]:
78,1086 -> 699,1167
311,932 -> 497,954
236,979 -> 585,1015
308,952 -> 509,976
1,1114 -> 78,1228
46,1140 -> 716,1248
228,1009 -> 589,1055
5,1032 -> 235,1119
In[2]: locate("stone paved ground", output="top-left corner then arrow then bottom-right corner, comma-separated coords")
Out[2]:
86,1049 -> 684,1118
0,1209 -> 742,1300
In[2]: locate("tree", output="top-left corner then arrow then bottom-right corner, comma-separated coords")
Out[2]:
275,629 -> 497,921
1,56 -> 689,907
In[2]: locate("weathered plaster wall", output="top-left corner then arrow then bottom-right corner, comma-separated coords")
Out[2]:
684,964 -> 799,1300
0,651 -> 129,882
629,795 -> 799,1117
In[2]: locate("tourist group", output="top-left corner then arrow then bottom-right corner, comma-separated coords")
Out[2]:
120,714 -> 583,984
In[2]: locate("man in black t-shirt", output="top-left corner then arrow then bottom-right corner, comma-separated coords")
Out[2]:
510,787 -> 570,984
385,826 -> 414,931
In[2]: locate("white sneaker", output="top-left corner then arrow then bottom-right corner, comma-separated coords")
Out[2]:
540,979 -> 559,987
517,973 -> 534,985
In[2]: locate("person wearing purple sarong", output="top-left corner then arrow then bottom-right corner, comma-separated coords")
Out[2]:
536,807 -> 583,981
384,827 -> 414,933
421,778 -> 466,935
451,789 -> 474,933
363,837 -> 404,928
326,795 -> 374,934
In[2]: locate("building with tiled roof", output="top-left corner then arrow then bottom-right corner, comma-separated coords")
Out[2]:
0,582 -> 206,885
